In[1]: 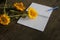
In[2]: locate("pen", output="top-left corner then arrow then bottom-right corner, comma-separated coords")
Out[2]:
47,6 -> 59,11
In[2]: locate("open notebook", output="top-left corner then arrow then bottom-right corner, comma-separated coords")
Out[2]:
17,3 -> 53,32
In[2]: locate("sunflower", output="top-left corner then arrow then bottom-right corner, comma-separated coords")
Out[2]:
0,14 -> 10,25
28,7 -> 38,19
14,2 -> 25,11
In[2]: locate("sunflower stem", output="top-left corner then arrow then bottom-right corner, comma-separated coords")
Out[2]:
10,10 -> 23,13
10,15 -> 20,17
4,0 -> 7,14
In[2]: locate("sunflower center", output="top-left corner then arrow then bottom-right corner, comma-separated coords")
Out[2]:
30,10 -> 36,16
1,17 -> 7,23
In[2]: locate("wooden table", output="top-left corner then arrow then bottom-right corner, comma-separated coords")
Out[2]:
0,0 -> 60,40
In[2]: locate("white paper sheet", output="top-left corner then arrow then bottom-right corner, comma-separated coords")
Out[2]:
17,3 -> 53,32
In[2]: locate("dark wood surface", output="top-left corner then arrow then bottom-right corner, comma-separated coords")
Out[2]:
0,0 -> 60,40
